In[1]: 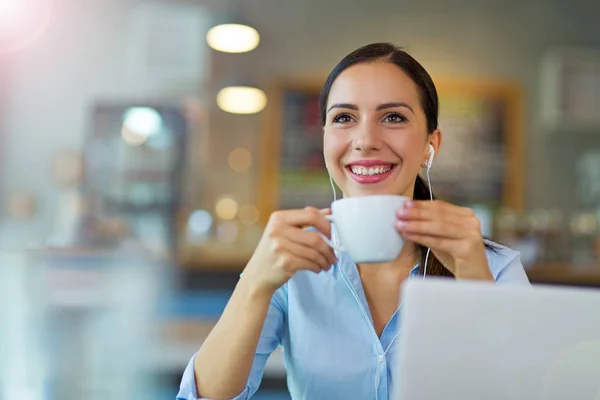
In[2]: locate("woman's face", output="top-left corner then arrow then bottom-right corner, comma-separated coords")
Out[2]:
323,61 -> 440,198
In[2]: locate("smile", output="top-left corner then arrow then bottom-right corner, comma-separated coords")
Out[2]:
346,163 -> 397,184
349,165 -> 393,176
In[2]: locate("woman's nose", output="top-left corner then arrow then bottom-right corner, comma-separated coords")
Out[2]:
352,122 -> 382,152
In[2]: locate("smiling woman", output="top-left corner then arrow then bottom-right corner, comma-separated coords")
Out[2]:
177,43 -> 530,400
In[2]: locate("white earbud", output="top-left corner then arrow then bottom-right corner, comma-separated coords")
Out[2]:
426,144 -> 435,169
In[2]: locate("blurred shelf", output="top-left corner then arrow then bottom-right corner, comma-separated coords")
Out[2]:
526,262 -> 600,287
177,244 -> 252,271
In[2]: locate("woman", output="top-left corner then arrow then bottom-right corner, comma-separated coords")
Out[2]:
177,43 -> 530,400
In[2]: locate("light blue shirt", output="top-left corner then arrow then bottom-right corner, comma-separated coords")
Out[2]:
177,241 -> 530,400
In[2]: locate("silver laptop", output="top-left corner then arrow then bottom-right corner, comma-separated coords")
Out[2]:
395,279 -> 600,400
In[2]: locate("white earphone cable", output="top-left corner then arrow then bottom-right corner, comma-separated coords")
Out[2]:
326,165 -> 341,248
328,168 -> 337,202
422,166 -> 433,279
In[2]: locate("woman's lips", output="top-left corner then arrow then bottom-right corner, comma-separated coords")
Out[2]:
346,164 -> 397,184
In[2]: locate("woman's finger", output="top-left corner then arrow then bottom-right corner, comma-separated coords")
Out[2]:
275,237 -> 331,272
272,207 -> 331,237
398,207 -> 477,231
396,219 -> 470,240
285,226 -> 338,266
398,206 -> 467,223
401,232 -> 457,253
398,204 -> 481,234
400,200 -> 475,218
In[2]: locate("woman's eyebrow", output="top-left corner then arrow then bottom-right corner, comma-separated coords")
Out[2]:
327,103 -> 358,113
376,102 -> 414,113
327,102 -> 414,114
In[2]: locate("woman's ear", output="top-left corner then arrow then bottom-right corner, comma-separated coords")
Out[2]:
429,128 -> 442,156
422,129 -> 442,168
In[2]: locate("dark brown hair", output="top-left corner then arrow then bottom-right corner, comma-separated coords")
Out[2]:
319,43 -> 454,277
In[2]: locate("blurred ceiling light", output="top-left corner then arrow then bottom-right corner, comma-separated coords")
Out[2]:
238,203 -> 259,225
121,107 -> 162,146
217,86 -> 267,114
228,147 -> 252,172
215,196 -> 238,220
188,209 -> 213,234
206,23 -> 259,53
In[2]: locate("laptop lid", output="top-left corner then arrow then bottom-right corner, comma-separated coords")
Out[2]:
395,279 -> 600,400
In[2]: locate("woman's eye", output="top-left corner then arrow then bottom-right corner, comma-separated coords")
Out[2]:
384,113 -> 407,123
332,113 -> 353,124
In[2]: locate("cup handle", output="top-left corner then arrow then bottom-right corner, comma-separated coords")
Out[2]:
319,215 -> 345,252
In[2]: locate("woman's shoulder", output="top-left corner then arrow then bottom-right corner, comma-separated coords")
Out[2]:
483,239 -> 529,284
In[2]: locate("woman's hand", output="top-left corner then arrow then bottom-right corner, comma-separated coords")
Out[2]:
395,200 -> 493,280
241,207 -> 337,295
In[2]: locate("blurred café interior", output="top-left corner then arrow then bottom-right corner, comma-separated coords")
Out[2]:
1,0 -> 599,399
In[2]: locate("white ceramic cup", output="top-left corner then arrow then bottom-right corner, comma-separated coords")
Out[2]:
320,195 -> 409,263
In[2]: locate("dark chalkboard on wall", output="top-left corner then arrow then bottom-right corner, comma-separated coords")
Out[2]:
433,79 -> 524,211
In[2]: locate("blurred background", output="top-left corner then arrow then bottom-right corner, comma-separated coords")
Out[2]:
1,0 -> 599,399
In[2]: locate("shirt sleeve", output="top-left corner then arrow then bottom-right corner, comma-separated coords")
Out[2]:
494,252 -> 531,286
176,285 -> 287,400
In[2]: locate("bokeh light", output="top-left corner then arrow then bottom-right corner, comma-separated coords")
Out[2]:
228,148 -> 252,172
188,209 -> 213,235
238,203 -> 259,225
215,196 -> 238,220
121,107 -> 162,146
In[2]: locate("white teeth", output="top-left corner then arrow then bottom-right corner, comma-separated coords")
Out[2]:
350,165 -> 393,176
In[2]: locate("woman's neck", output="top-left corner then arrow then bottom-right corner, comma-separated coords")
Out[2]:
356,242 -> 420,277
